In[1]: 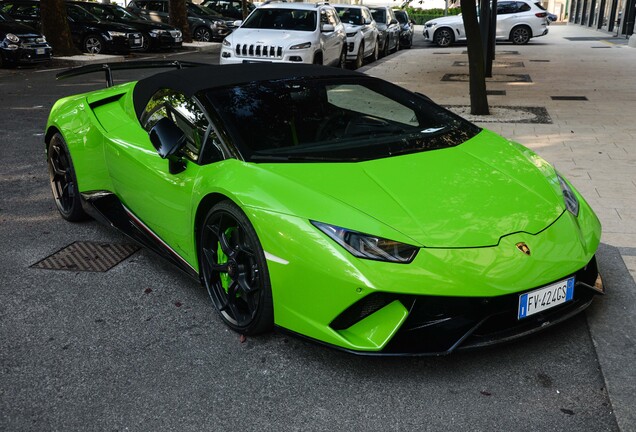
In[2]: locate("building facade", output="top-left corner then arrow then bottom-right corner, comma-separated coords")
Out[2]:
568,0 -> 635,36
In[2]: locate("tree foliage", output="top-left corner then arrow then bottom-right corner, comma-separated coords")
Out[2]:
460,0 -> 489,115
40,0 -> 79,56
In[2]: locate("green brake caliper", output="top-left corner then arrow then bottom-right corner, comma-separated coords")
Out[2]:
217,227 -> 234,293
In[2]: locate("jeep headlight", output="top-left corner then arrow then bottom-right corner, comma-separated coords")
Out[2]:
222,38 -> 231,46
312,221 -> 419,263
6,33 -> 20,43
290,42 -> 311,50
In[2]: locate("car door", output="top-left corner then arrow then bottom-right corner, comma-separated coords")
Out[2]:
496,1 -> 521,38
320,7 -> 343,65
361,8 -> 377,56
104,89 -> 211,265
387,8 -> 400,49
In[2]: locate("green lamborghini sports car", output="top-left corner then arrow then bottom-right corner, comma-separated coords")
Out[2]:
46,61 -> 604,355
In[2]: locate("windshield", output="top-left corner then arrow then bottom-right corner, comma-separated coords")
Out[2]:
241,8 -> 317,31
370,8 -> 386,24
205,77 -> 480,163
0,12 -> 11,22
67,4 -> 100,22
334,7 -> 364,25
394,10 -> 407,24
83,4 -> 140,21
187,3 -> 221,17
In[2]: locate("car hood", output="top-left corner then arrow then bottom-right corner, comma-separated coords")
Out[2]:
254,130 -> 565,248
87,20 -> 141,32
342,23 -> 363,31
427,15 -> 462,25
0,20 -> 39,36
228,29 -> 315,46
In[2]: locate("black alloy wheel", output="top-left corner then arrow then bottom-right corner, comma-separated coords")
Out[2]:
433,28 -> 454,47
338,46 -> 347,68
199,201 -> 274,335
194,26 -> 212,42
510,26 -> 531,45
140,33 -> 151,52
47,133 -> 88,222
83,34 -> 104,54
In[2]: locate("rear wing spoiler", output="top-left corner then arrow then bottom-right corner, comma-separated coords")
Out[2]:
56,60 -> 208,87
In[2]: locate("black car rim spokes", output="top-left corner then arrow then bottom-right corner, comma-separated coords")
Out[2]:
48,142 -> 74,213
201,211 -> 261,328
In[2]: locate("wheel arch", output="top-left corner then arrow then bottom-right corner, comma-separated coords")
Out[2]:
510,24 -> 533,39
194,192 -> 234,264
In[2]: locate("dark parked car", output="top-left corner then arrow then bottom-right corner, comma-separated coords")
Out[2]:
369,6 -> 399,57
70,1 -> 182,52
0,0 -> 143,54
202,0 -> 255,20
0,11 -> 51,66
127,0 -> 231,42
393,9 -> 413,48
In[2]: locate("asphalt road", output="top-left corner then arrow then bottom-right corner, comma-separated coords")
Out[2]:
0,44 -> 624,431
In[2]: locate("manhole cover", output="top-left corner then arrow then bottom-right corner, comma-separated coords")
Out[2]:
32,241 -> 140,272
591,46 -> 612,48
551,96 -> 588,101
442,73 -> 532,82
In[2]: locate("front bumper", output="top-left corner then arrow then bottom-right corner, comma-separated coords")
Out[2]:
1,44 -> 52,64
220,45 -> 313,65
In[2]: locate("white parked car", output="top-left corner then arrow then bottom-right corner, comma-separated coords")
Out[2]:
220,2 -> 346,66
423,0 -> 549,47
333,4 -> 379,69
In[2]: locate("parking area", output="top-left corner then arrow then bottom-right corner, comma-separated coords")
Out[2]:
1,24 -> 635,432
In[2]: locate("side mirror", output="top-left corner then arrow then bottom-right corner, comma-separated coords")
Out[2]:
321,23 -> 334,32
149,117 -> 187,174
390,18 -> 398,25
364,18 -> 372,25
233,19 -> 242,26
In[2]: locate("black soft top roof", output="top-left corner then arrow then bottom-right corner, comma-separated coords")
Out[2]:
133,63 -> 363,120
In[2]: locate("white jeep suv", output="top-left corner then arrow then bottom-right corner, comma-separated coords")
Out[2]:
220,2 -> 346,66
423,0 -> 549,47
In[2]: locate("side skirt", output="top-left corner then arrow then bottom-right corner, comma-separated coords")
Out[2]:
81,191 -> 199,280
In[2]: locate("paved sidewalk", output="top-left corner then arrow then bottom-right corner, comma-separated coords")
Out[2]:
363,23 -> 636,431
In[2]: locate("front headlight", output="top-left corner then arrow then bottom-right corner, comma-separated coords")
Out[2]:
426,22 -> 436,28
289,42 -> 311,50
346,31 -> 357,37
35,36 -> 46,43
150,29 -> 166,37
107,31 -> 126,37
557,174 -> 579,217
6,33 -> 20,43
222,38 -> 231,46
312,221 -> 419,263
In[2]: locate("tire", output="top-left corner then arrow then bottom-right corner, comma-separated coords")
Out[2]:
381,36 -> 389,57
433,28 -> 454,47
510,25 -> 531,45
338,46 -> 347,68
353,42 -> 364,69
370,39 -> 379,62
193,26 -> 212,42
140,32 -> 151,52
199,200 -> 274,335
83,34 -> 104,54
47,133 -> 88,222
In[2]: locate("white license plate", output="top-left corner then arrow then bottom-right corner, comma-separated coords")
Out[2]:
518,277 -> 574,319
175,37 -> 182,42
36,48 -> 45,55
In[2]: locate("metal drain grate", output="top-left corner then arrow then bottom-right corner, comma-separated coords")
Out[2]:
530,59 -> 551,62
32,241 -> 139,272
551,96 -> 588,101
463,50 -> 519,55
487,90 -> 507,95
453,61 -> 524,68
